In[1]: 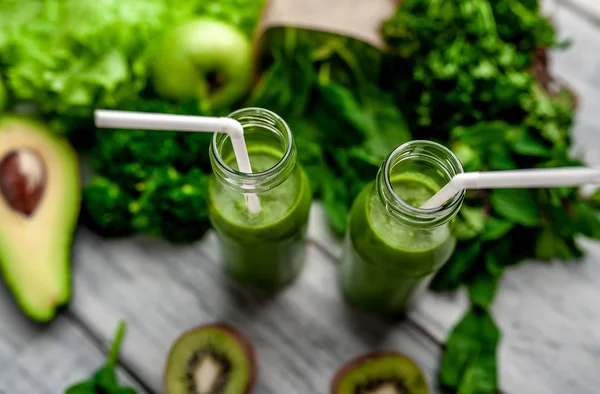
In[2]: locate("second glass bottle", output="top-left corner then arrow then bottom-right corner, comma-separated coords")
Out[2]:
339,140 -> 465,316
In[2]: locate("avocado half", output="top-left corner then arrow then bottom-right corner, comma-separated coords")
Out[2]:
0,116 -> 80,322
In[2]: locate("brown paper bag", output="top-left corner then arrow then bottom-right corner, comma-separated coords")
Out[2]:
255,0 -> 399,50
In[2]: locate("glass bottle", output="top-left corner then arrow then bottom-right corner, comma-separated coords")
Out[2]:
339,140 -> 465,316
207,107 -> 312,291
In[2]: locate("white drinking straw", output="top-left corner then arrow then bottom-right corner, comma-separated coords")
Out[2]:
421,167 -> 600,209
94,110 -> 262,214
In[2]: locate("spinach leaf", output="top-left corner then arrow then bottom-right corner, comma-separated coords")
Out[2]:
468,271 -> 498,308
65,321 -> 136,394
439,307 -> 500,393
321,169 -> 351,235
481,216 -> 514,241
431,241 -> 483,291
453,205 -> 487,241
490,189 -> 541,227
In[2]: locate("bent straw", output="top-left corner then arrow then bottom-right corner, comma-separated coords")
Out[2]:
421,167 -> 600,209
94,110 -> 261,214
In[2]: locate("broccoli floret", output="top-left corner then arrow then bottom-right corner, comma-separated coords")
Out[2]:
82,176 -> 135,237
153,167 -> 210,244
83,99 -> 214,243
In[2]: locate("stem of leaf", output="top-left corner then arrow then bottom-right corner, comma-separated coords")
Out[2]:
107,321 -> 127,367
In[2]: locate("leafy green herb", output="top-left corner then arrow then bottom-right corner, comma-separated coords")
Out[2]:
250,27 -> 409,234
490,189 -> 541,227
81,99 -> 212,244
468,271 -> 498,309
65,321 -> 137,394
481,217 -> 514,241
439,307 -> 500,394
453,205 -> 486,241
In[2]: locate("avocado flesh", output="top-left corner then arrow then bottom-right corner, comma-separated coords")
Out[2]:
0,116 -> 80,322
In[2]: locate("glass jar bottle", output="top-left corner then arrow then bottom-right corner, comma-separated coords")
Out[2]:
207,107 -> 312,292
339,140 -> 465,316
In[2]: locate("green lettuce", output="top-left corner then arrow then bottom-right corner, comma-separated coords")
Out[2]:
0,0 -> 219,133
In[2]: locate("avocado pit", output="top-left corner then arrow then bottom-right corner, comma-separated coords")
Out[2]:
0,149 -> 47,216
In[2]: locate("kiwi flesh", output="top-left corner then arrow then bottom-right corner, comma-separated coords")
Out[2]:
331,352 -> 429,394
164,323 -> 257,394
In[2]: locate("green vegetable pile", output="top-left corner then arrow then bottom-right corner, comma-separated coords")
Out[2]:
0,0 -> 263,133
381,1 -> 600,392
82,100 -> 215,244
248,28 -> 412,233
247,0 -> 600,392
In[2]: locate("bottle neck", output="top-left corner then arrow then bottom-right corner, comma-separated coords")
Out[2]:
210,107 -> 296,194
376,140 -> 465,228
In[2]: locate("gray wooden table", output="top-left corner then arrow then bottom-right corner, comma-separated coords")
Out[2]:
1,2 -> 600,393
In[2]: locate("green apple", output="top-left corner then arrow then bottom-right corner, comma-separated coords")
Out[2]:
151,17 -> 254,110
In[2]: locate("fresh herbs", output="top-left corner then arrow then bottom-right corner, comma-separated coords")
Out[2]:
65,321 -> 138,394
381,0 -> 600,392
248,1 -> 600,392
249,27 -> 411,234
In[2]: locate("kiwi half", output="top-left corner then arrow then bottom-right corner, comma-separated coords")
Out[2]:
331,352 -> 429,394
164,323 -> 257,394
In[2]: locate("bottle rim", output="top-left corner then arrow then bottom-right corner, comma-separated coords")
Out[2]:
210,107 -> 296,193
378,140 -> 465,226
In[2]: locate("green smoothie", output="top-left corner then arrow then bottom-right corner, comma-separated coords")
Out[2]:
340,173 -> 456,315
207,146 -> 312,291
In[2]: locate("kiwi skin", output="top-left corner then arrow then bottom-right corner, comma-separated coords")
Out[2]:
163,322 -> 257,394
330,351 -> 429,394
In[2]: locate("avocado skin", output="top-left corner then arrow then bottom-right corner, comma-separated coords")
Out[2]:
0,115 -> 80,322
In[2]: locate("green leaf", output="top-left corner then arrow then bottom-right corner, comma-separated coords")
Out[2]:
481,216 -> 514,241
431,241 -> 482,291
453,206 -> 486,241
248,34 -> 315,118
115,389 -> 138,394
439,308 -> 500,393
490,189 -> 541,227
509,129 -> 551,157
321,170 -> 350,235
317,82 -> 369,134
534,228 -> 582,261
65,381 -> 96,394
589,189 -> 600,207
468,271 -> 498,308
458,351 -> 499,394
357,87 -> 412,161
484,239 -> 512,277
107,321 -> 127,367
63,321 -> 137,394
93,366 -> 119,390
571,202 -> 600,239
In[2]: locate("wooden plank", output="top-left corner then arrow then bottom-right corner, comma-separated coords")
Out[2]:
311,4 -> 600,393
69,228 -> 444,394
0,290 -> 146,394
559,0 -> 600,23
